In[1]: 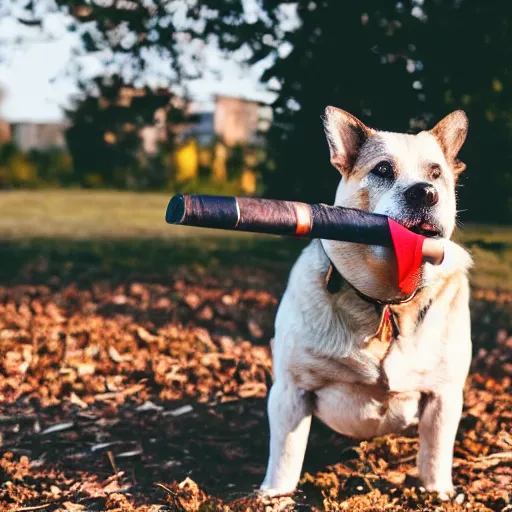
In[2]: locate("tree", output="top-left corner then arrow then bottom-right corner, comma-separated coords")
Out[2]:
49,1 -> 424,201
415,0 -> 512,223
258,1 -> 424,203
255,0 -> 512,223
66,74 -> 187,188
6,0 -> 512,221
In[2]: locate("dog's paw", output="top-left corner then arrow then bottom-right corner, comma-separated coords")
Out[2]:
256,493 -> 296,512
258,485 -> 296,499
437,489 -> 455,502
424,484 -> 455,501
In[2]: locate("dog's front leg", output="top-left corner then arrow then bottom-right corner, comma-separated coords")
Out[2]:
418,388 -> 463,500
260,377 -> 312,497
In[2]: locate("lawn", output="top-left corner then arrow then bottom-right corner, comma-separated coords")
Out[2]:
0,189 -> 510,290
0,189 -> 254,240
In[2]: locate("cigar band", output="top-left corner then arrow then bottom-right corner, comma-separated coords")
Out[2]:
233,199 -> 241,228
295,203 -> 312,235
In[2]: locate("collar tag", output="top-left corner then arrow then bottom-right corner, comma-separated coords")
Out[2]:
364,305 -> 397,358
325,263 -> 343,294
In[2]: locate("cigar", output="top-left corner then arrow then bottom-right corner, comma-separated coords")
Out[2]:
165,194 -> 445,265
421,238 -> 445,265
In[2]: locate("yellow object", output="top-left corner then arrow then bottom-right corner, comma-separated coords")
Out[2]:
8,153 -> 37,184
240,169 -> 257,195
198,148 -> 212,168
104,131 -> 117,144
84,173 -> 104,187
492,78 -> 503,93
175,140 -> 199,183
212,142 -> 228,182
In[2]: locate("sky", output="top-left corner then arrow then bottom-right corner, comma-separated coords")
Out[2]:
0,5 -> 282,123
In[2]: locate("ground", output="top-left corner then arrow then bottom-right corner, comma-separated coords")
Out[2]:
0,190 -> 510,512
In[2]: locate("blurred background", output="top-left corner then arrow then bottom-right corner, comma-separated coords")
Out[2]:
0,0 -> 510,290
0,3 -> 511,511
0,0 -> 511,219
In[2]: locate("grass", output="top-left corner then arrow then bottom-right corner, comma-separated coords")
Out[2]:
0,189 -> 510,290
0,189 -> 234,240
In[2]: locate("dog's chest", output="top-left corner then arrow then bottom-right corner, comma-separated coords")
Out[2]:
357,308 -> 447,393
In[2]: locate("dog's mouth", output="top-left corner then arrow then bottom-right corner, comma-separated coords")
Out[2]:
407,221 -> 443,238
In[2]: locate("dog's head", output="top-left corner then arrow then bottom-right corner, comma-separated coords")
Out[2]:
323,107 -> 468,240
321,107 -> 468,301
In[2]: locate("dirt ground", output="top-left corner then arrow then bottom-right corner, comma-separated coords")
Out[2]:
0,254 -> 510,511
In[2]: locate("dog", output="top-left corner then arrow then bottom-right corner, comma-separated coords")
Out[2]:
260,107 -> 473,501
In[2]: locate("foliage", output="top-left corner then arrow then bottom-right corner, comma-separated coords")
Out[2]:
256,1 -> 512,224
226,144 -> 246,181
28,148 -> 74,186
65,74 -> 185,189
174,139 -> 199,184
5,1 -> 512,221
0,143 -> 73,188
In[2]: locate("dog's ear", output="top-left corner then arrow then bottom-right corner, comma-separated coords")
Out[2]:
322,107 -> 374,174
430,110 -> 468,175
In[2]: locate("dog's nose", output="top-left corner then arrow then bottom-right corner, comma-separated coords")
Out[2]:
405,182 -> 439,207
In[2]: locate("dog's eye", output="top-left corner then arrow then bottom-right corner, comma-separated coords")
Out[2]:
430,164 -> 441,180
371,161 -> 394,179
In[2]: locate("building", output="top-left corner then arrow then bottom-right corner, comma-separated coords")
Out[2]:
213,95 -> 272,147
139,107 -> 169,154
0,88 -> 10,146
0,120 -> 11,145
0,88 -> 67,151
1,93 -> 273,156
177,112 -> 215,147
177,95 -> 272,148
10,122 -> 68,152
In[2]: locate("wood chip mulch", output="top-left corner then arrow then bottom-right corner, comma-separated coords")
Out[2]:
0,264 -> 510,511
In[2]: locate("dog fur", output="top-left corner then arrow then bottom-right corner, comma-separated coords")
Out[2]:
260,108 -> 472,501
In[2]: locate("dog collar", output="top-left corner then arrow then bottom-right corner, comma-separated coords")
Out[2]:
323,259 -> 404,343
323,258 -> 407,344
320,238 -> 425,346
323,253 -> 420,307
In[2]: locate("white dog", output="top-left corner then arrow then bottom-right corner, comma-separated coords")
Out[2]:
260,107 -> 472,501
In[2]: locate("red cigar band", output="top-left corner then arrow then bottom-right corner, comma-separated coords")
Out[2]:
388,218 -> 425,295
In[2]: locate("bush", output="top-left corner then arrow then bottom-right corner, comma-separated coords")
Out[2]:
29,149 -> 74,186
0,144 -> 74,189
0,138 -> 265,195
0,145 -> 38,187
